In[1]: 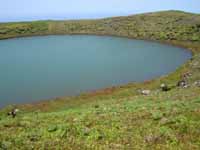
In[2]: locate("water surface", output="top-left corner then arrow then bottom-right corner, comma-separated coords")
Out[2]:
0,35 -> 191,107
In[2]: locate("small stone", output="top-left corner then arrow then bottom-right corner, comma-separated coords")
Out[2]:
141,107 -> 146,110
159,117 -> 169,125
48,125 -> 58,132
0,141 -> 12,149
177,80 -> 187,87
141,90 -> 151,95
183,84 -> 190,88
29,134 -> 40,142
144,135 -> 161,143
83,127 -> 90,136
192,61 -> 199,68
152,113 -> 163,120
181,72 -> 192,79
73,118 -> 78,122
194,81 -> 200,87
160,83 -> 170,91
7,108 -> 19,118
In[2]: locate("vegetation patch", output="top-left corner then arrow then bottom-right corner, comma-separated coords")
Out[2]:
0,10 -> 200,149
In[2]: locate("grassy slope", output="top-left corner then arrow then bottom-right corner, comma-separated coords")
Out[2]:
0,10 -> 200,41
0,10 -> 200,149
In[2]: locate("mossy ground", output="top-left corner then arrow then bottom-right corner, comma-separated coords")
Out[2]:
0,11 -> 200,149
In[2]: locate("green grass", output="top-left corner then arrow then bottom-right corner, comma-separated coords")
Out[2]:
0,87 -> 200,149
0,10 -> 200,149
0,10 -> 200,41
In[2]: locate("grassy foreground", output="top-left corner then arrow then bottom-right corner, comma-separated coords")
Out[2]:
0,10 -> 200,149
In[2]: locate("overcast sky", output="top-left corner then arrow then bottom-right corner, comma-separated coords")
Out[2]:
0,0 -> 199,22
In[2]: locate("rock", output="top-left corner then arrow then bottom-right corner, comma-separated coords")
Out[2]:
159,117 -> 169,125
7,108 -> 19,118
181,72 -> 192,79
160,83 -> 170,91
152,113 -> 163,120
29,134 -> 40,142
0,141 -> 12,149
144,135 -> 161,143
48,125 -> 58,132
73,118 -> 78,122
177,80 -> 187,87
177,80 -> 189,88
194,81 -> 200,87
83,127 -> 91,136
141,90 -> 151,95
183,84 -> 190,88
192,61 -> 199,68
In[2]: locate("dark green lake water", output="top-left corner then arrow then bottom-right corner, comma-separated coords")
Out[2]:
0,35 -> 191,107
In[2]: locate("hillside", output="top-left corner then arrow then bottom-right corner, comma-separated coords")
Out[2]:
0,10 -> 200,41
0,10 -> 200,149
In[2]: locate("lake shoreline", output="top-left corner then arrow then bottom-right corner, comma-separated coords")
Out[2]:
0,32 -> 195,53
0,10 -> 199,110
0,35 -> 196,110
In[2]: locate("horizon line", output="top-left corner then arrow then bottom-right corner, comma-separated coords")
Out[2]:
0,9 -> 199,23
